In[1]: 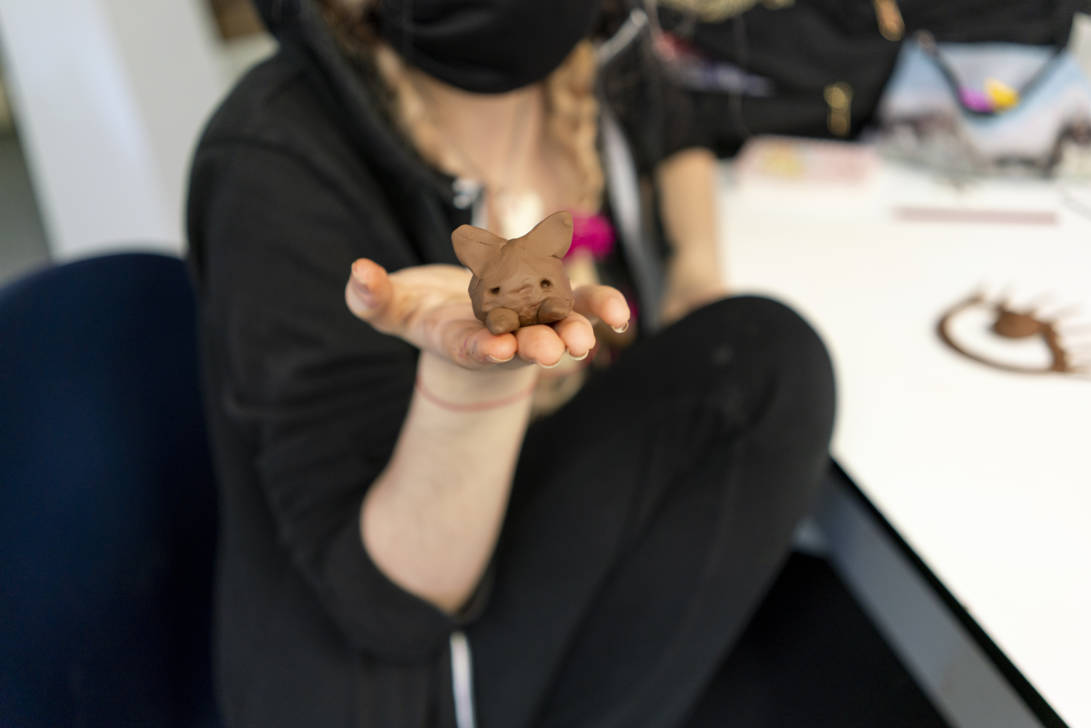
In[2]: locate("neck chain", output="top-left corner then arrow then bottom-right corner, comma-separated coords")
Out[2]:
413,80 -> 543,236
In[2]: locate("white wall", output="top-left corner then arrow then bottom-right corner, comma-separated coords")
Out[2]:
0,77 -> 13,132
1074,13 -> 1091,80
0,0 -> 270,259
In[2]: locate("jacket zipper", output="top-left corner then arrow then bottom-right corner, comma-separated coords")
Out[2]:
450,631 -> 477,728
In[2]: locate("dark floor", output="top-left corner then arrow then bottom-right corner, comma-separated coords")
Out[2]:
686,552 -> 950,728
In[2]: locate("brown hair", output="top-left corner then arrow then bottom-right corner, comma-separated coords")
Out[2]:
317,0 -> 603,212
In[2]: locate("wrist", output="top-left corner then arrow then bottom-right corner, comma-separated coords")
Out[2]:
417,351 -> 538,411
669,241 -> 719,273
668,253 -> 725,293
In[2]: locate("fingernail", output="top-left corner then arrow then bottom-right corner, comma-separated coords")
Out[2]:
570,350 -> 589,361
611,321 -> 630,334
350,270 -> 370,294
352,260 -> 374,285
487,353 -> 515,364
539,358 -> 562,369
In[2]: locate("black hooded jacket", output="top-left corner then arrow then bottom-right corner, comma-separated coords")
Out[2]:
186,2 -> 702,725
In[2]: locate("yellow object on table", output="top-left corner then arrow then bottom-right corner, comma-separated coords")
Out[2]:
985,78 -> 1020,110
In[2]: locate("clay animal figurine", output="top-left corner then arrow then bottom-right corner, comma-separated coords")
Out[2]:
452,211 -> 575,335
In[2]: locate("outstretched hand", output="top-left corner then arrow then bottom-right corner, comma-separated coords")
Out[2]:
345,260 -> 630,370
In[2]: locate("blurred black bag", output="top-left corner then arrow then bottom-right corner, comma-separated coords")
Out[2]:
655,0 -> 1082,156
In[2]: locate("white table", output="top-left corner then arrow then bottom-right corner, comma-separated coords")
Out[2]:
719,139 -> 1091,728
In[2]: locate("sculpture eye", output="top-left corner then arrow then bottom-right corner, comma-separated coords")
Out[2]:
540,279 -> 552,289
490,286 -> 500,295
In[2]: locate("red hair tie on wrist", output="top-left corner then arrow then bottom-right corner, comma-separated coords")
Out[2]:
415,376 -> 537,412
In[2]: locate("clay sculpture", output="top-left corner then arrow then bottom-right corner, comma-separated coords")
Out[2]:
937,291 -> 1090,377
452,210 -> 575,335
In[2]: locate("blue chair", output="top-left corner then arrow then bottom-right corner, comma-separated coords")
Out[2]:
0,253 -> 220,727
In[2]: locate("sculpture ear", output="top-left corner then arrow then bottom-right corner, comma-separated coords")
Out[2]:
519,211 -> 573,258
452,225 -> 506,276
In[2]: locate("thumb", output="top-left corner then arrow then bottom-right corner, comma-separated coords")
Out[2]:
345,259 -> 394,324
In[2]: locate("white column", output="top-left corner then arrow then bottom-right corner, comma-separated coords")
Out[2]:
0,0 -> 231,259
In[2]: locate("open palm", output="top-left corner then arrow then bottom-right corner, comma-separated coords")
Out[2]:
345,259 -> 630,370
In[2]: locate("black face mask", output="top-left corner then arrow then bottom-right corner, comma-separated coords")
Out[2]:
375,0 -> 603,94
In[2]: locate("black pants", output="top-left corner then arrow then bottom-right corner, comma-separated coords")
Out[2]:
465,296 -> 836,728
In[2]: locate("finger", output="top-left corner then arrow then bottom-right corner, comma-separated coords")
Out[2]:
552,312 -> 595,359
345,259 -> 394,326
515,325 -> 566,368
573,285 -> 631,333
445,325 -> 519,369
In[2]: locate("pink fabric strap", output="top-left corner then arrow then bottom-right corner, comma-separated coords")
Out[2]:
565,212 -> 616,261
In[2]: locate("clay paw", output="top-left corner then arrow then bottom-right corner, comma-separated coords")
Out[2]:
485,307 -> 520,335
537,297 -> 572,325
